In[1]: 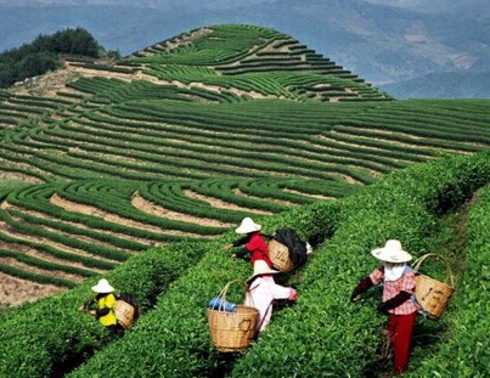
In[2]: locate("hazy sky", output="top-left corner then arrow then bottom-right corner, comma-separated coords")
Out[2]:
0,0 -> 384,7
0,0 -> 280,6
0,0 -> 474,14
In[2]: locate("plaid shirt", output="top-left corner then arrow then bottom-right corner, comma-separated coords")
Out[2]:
369,266 -> 418,315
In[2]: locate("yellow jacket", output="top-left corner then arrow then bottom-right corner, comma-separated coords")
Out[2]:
96,293 -> 117,327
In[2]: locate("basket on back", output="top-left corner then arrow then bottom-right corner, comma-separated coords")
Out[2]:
207,280 -> 259,352
413,253 -> 455,320
114,299 -> 136,329
268,239 -> 294,273
267,227 -> 309,273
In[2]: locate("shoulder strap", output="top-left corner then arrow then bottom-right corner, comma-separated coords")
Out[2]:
403,266 -> 413,275
262,233 -> 273,240
401,266 -> 420,308
256,301 -> 274,332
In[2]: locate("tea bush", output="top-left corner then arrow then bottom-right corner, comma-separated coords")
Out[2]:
406,183 -> 490,377
0,241 -> 206,378
230,150 -> 490,377
68,150 -> 490,377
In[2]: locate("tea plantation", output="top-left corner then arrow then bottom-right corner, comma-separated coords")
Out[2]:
0,24 -> 489,377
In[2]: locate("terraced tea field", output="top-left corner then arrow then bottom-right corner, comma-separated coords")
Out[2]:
0,23 -> 489,303
1,23 -> 490,378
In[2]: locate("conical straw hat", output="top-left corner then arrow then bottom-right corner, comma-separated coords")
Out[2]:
247,260 -> 279,283
371,240 -> 412,263
235,217 -> 261,234
91,278 -> 114,293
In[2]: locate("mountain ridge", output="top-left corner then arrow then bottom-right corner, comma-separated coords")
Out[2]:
2,0 -> 489,98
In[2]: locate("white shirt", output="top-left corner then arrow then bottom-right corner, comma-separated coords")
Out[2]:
244,275 -> 293,333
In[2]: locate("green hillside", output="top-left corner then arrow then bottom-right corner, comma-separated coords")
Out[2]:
0,23 -> 489,377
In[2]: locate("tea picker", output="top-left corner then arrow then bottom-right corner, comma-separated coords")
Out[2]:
207,261 -> 297,352
244,260 -> 297,335
79,278 -> 121,338
223,217 -> 273,268
223,218 -> 313,273
79,278 -> 137,338
350,240 -> 418,376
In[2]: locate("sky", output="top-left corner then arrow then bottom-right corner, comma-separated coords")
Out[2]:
0,0 -> 282,7
0,0 -> 475,15
0,0 -> 408,8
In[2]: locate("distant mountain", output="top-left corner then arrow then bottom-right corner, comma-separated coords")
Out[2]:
380,71 -> 490,99
363,0 -> 490,15
1,0 -> 489,97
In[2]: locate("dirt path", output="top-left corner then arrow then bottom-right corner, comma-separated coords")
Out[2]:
0,170 -> 44,184
9,213 -> 136,255
50,193 -> 211,238
231,187 -> 297,207
11,68 -> 83,98
131,192 -> 232,228
0,257 -> 84,283
183,189 -> 272,215
0,220 -> 117,264
0,238 -> 103,274
0,271 -> 64,309
4,202 -> 160,247
283,188 -> 336,201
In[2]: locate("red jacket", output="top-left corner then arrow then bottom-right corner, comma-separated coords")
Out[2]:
234,232 -> 272,267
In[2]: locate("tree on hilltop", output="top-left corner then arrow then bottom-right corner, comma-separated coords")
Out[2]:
0,27 -> 110,89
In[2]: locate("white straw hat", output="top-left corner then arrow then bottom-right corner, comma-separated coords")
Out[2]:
247,260 -> 279,283
235,217 -> 261,234
371,239 -> 412,263
91,278 -> 114,293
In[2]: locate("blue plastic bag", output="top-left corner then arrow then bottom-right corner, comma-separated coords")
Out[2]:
208,297 -> 236,312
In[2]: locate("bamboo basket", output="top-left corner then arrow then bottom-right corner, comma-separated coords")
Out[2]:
413,253 -> 455,320
268,239 -> 294,273
114,299 -> 136,329
208,280 -> 259,352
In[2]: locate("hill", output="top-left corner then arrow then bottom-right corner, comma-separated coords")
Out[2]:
0,23 -> 490,377
1,23 -> 490,306
2,0 -> 490,95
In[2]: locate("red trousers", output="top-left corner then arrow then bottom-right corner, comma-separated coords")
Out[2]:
387,311 -> 417,375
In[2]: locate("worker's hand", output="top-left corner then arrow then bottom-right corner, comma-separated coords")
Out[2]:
288,288 -> 298,301
351,277 -> 373,303
377,302 -> 389,314
77,305 -> 85,312
223,243 -> 233,251
350,290 -> 360,303
89,310 -> 96,316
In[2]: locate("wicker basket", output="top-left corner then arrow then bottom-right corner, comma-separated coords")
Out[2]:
268,239 -> 294,273
114,299 -> 136,329
208,280 -> 259,352
413,253 -> 455,320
